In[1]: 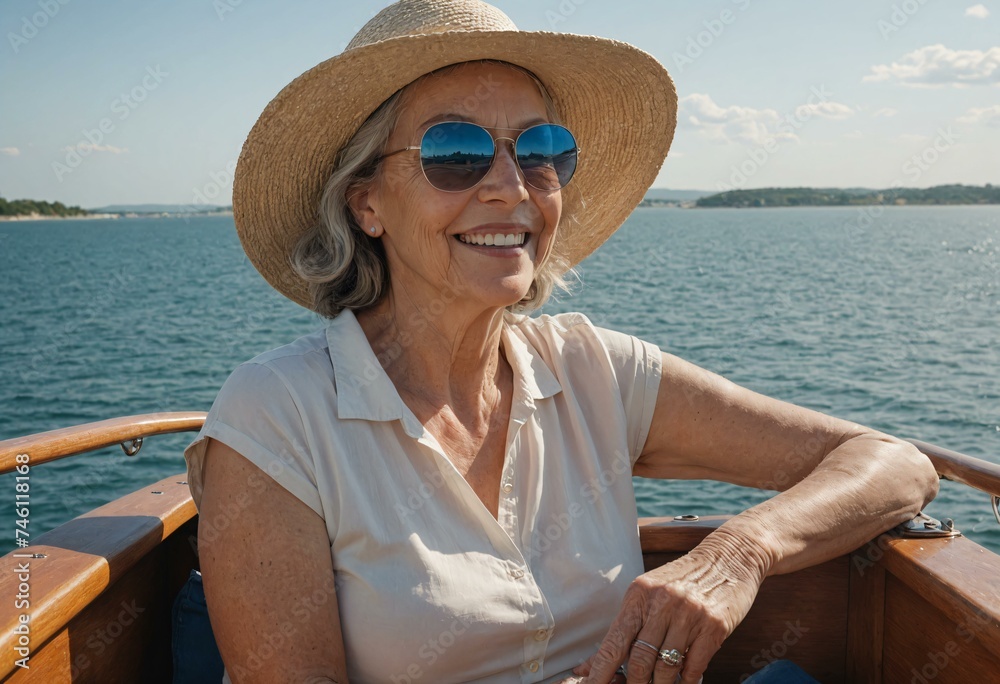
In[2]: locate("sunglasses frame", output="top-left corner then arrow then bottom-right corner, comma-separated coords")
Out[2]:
378,121 -> 580,193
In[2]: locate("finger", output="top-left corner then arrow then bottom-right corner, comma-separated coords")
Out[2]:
626,633 -> 665,684
584,610 -> 644,683
573,654 -> 595,677
676,628 -> 724,684
651,622 -> 688,684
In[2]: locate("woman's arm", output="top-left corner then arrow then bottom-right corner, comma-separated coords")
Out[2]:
636,351 -> 939,571
580,352 -> 939,684
199,438 -> 349,684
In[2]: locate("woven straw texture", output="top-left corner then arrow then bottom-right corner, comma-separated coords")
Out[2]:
233,0 -> 677,310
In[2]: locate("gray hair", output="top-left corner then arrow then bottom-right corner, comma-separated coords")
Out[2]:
291,60 -> 578,319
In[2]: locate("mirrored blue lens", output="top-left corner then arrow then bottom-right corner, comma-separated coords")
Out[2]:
417,121 -> 578,192
420,122 -> 495,192
516,124 -> 578,191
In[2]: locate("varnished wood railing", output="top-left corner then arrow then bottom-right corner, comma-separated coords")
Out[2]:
0,412 -> 207,474
905,438 -> 1000,498
1,416 -> 997,498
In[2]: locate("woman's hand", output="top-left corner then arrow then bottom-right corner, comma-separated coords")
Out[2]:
575,531 -> 770,684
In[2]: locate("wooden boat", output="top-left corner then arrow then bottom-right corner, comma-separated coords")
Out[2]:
1,413 -> 999,683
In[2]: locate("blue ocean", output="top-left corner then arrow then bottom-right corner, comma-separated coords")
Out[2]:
1,207 -> 997,556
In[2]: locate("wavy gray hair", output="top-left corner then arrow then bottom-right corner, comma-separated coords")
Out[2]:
291,60 -> 578,319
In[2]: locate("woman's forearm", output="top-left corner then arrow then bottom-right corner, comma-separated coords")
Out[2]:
694,433 -> 940,577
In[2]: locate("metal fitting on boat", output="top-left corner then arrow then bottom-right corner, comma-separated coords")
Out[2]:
897,511 -> 961,538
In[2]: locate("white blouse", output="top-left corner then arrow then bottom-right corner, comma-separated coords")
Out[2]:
184,309 -> 662,684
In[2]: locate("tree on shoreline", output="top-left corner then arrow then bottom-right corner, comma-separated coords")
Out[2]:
695,184 -> 1000,208
0,196 -> 89,217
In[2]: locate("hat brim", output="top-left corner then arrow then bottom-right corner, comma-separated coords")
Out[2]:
233,30 -> 677,310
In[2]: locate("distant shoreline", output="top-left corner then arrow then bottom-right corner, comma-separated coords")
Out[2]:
0,211 -> 234,222
0,213 -> 120,222
637,201 -> 1000,209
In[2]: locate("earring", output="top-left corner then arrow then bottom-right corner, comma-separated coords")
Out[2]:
370,226 -> 377,234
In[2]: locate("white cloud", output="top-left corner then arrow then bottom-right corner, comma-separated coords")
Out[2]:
966,4 -> 990,18
843,131 -> 865,140
865,44 -> 1000,87
63,143 -> 129,154
0,147 -> 20,156
873,108 -> 898,118
897,133 -> 930,144
794,101 -> 855,120
677,93 -> 799,145
958,105 -> 1000,126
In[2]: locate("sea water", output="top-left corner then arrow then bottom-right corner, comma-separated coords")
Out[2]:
1,207 -> 997,556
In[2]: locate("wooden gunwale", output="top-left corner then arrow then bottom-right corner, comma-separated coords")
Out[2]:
0,412 -> 207,475
0,474 -> 194,680
2,415 -> 1000,681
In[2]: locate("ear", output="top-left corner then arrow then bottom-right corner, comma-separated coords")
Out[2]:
346,180 -> 380,232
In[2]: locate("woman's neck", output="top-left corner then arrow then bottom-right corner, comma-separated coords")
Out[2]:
355,288 -> 510,414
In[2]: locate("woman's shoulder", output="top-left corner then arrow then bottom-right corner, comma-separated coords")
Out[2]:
505,311 -> 647,352
505,311 -> 661,381
505,310 -> 596,339
507,312 -> 607,370
227,327 -> 335,393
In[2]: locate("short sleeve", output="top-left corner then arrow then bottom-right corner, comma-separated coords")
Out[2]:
592,325 -> 663,466
183,361 -> 323,518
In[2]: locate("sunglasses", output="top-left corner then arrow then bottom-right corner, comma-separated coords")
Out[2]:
378,121 -> 580,193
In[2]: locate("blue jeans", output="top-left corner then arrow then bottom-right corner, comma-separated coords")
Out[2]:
743,660 -> 821,683
172,569 -> 225,684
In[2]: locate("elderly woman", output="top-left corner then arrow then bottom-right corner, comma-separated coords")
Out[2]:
182,1 -> 939,683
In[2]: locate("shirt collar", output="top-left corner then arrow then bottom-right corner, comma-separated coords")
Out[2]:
500,318 -> 562,403
326,310 -> 562,437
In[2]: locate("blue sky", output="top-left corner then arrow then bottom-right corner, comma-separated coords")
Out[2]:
1,0 -> 997,207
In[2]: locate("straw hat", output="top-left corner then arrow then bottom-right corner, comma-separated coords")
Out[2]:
233,0 -> 677,310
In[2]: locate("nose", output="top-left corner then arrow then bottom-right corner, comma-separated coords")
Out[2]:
476,137 -> 529,203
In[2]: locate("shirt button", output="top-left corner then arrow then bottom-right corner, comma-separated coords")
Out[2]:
510,568 -> 525,579
502,482 -> 513,493
534,629 -> 548,641
527,660 -> 539,673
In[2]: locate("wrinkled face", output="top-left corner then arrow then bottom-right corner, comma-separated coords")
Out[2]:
359,62 -> 562,314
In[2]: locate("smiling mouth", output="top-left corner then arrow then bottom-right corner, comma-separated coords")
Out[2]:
456,232 -> 527,247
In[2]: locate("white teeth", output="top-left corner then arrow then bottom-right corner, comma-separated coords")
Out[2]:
458,233 -> 526,247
